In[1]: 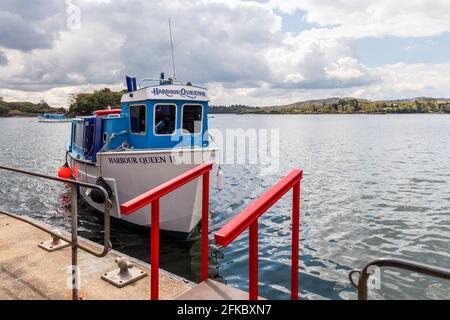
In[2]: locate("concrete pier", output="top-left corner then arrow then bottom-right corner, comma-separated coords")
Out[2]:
0,212 -> 252,300
0,212 -> 194,300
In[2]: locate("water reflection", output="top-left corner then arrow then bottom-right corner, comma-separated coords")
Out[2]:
0,116 -> 449,300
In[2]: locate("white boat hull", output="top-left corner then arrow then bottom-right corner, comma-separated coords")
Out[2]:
68,148 -> 218,238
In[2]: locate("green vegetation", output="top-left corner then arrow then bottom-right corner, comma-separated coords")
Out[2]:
0,105 -> 9,116
0,88 -> 125,117
210,98 -> 450,114
0,97 -> 65,117
68,88 -> 126,116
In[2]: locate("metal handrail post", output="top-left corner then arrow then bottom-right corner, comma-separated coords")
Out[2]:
349,258 -> 450,300
0,164 -> 114,300
120,163 -> 214,300
291,180 -> 300,300
71,185 -> 79,300
0,164 -> 111,257
214,169 -> 304,300
151,200 -> 160,301
249,220 -> 258,300
201,171 -> 210,281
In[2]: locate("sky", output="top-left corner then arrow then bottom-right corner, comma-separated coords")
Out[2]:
0,0 -> 449,108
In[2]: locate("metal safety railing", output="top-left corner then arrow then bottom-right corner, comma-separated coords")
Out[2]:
349,258 -> 450,300
0,164 -> 112,300
214,169 -> 303,300
120,162 -> 213,300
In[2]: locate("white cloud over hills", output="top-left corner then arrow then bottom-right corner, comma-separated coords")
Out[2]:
0,0 -> 449,107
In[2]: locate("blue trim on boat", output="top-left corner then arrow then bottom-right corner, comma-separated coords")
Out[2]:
67,93 -> 210,163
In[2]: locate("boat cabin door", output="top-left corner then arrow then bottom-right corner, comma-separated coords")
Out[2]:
83,117 -> 103,162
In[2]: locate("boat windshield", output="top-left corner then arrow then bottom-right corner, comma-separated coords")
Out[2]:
154,105 -> 176,135
182,105 -> 202,134
130,105 -> 146,134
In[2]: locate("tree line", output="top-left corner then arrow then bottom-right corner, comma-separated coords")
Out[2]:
67,88 -> 126,116
0,88 -> 125,117
0,97 -> 65,117
3,91 -> 450,117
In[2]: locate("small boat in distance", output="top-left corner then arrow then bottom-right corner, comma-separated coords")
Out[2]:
63,73 -> 219,239
38,113 -> 72,123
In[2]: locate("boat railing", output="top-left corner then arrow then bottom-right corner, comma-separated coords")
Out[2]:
120,162 -> 213,300
0,164 -> 112,300
349,258 -> 450,300
214,169 -> 304,300
139,78 -> 185,88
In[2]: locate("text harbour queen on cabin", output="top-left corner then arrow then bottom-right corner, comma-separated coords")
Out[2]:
65,73 -> 219,239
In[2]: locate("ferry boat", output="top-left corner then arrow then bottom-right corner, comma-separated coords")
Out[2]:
64,74 -> 218,239
38,113 -> 72,123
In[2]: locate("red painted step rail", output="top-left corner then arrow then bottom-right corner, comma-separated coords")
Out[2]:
120,162 -> 213,300
214,169 -> 303,300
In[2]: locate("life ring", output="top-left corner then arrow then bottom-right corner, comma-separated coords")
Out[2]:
95,109 -> 122,116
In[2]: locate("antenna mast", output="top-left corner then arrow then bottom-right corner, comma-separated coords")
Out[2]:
169,18 -> 177,80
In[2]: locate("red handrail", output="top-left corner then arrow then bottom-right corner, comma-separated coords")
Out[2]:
120,162 -> 213,300
214,169 -> 303,300
95,109 -> 122,116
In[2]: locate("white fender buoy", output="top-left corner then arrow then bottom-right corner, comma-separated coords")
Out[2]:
216,167 -> 224,191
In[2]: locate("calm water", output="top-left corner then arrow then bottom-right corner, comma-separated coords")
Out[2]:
0,115 -> 449,300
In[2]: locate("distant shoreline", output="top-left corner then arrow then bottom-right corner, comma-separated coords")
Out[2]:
209,111 -> 450,115
0,114 -> 39,118
4,91 -> 450,117
210,97 -> 450,114
2,112 -> 450,119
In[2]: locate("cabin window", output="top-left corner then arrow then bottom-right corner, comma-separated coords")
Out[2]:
182,105 -> 203,134
130,105 -> 146,134
73,122 -> 84,150
154,104 -> 176,135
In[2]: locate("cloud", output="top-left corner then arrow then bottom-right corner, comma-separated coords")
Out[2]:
0,0 -> 283,91
0,83 -> 124,107
0,11 -> 53,51
0,0 -> 449,107
269,0 -> 450,38
0,0 -> 63,20
211,62 -> 450,106
267,34 -> 377,89
0,52 -> 8,65
0,1 -> 65,51
0,0 -> 370,92
352,62 -> 450,100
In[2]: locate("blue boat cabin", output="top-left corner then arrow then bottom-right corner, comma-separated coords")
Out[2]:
68,75 -> 210,163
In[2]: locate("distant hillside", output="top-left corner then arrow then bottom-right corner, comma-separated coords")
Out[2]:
379,97 -> 450,103
210,97 -> 450,114
271,97 -> 346,109
2,93 -> 450,117
0,97 -> 66,117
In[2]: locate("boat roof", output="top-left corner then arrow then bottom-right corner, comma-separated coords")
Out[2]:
121,84 -> 209,103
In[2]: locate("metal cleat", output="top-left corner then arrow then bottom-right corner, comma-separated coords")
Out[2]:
101,257 -> 147,288
38,230 -> 70,252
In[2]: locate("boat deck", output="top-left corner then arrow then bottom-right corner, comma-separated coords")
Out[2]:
0,212 -> 252,300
